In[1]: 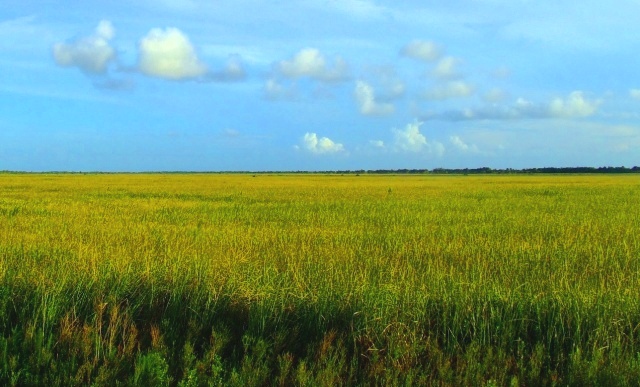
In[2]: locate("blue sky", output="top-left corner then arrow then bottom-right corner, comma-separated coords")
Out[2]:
1,0 -> 639,171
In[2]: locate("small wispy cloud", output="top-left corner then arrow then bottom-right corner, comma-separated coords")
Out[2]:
369,139 -> 385,148
483,88 -> 507,103
355,81 -> 394,116
263,78 -> 296,101
427,91 -> 601,121
277,48 -> 350,83
367,66 -> 406,101
432,56 -> 461,80
400,40 -> 441,62
202,55 -> 246,82
449,135 -> 479,153
53,20 -> 116,74
423,80 -> 474,100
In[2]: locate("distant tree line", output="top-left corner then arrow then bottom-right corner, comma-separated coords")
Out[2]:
428,166 -> 640,174
287,166 -> 640,175
276,166 -> 640,175
1,166 -> 639,175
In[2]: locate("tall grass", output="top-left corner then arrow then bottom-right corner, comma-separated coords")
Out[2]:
1,173 -> 639,385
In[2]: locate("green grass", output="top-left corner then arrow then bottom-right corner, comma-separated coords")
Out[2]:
0,173 -> 639,385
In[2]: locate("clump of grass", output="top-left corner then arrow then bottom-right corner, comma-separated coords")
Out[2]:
0,173 -> 639,384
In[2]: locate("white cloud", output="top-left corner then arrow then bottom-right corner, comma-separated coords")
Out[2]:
429,92 -> 600,121
355,81 -> 394,116
549,91 -> 600,118
450,135 -> 479,153
401,40 -> 441,62
394,122 -> 427,152
279,48 -> 323,77
263,78 -> 296,100
432,56 -> 460,79
630,89 -> 640,100
393,121 -> 444,155
424,81 -> 474,100
52,20 -> 116,74
369,140 -> 385,148
138,27 -> 208,80
300,132 -> 345,154
371,66 -> 406,101
277,48 -> 349,82
449,135 -> 468,151
95,20 -> 115,40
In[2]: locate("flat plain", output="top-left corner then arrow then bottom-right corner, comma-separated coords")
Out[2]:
1,173 -> 639,385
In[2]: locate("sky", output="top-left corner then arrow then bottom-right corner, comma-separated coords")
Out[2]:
1,0 -> 639,171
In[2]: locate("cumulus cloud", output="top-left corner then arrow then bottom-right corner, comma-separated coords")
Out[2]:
630,89 -> 640,100
432,56 -> 460,79
393,121 -> 427,152
355,81 -> 394,116
401,40 -> 441,62
548,91 -> 600,118
428,91 -> 600,121
138,27 -> 208,80
393,121 -> 444,155
53,20 -> 116,74
300,132 -> 345,154
423,81 -> 474,100
277,48 -> 349,82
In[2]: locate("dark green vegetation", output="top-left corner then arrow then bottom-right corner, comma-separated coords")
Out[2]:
1,174 -> 639,385
2,165 -> 639,175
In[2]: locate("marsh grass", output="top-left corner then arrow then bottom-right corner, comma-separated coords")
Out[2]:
0,173 -> 639,385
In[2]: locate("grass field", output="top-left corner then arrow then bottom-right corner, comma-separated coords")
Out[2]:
1,173 -> 639,385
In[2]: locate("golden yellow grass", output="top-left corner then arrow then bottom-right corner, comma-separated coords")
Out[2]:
2,173 -> 638,294
1,173 -> 639,384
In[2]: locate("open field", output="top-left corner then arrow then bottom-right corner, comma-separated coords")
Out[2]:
1,173 -> 639,385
